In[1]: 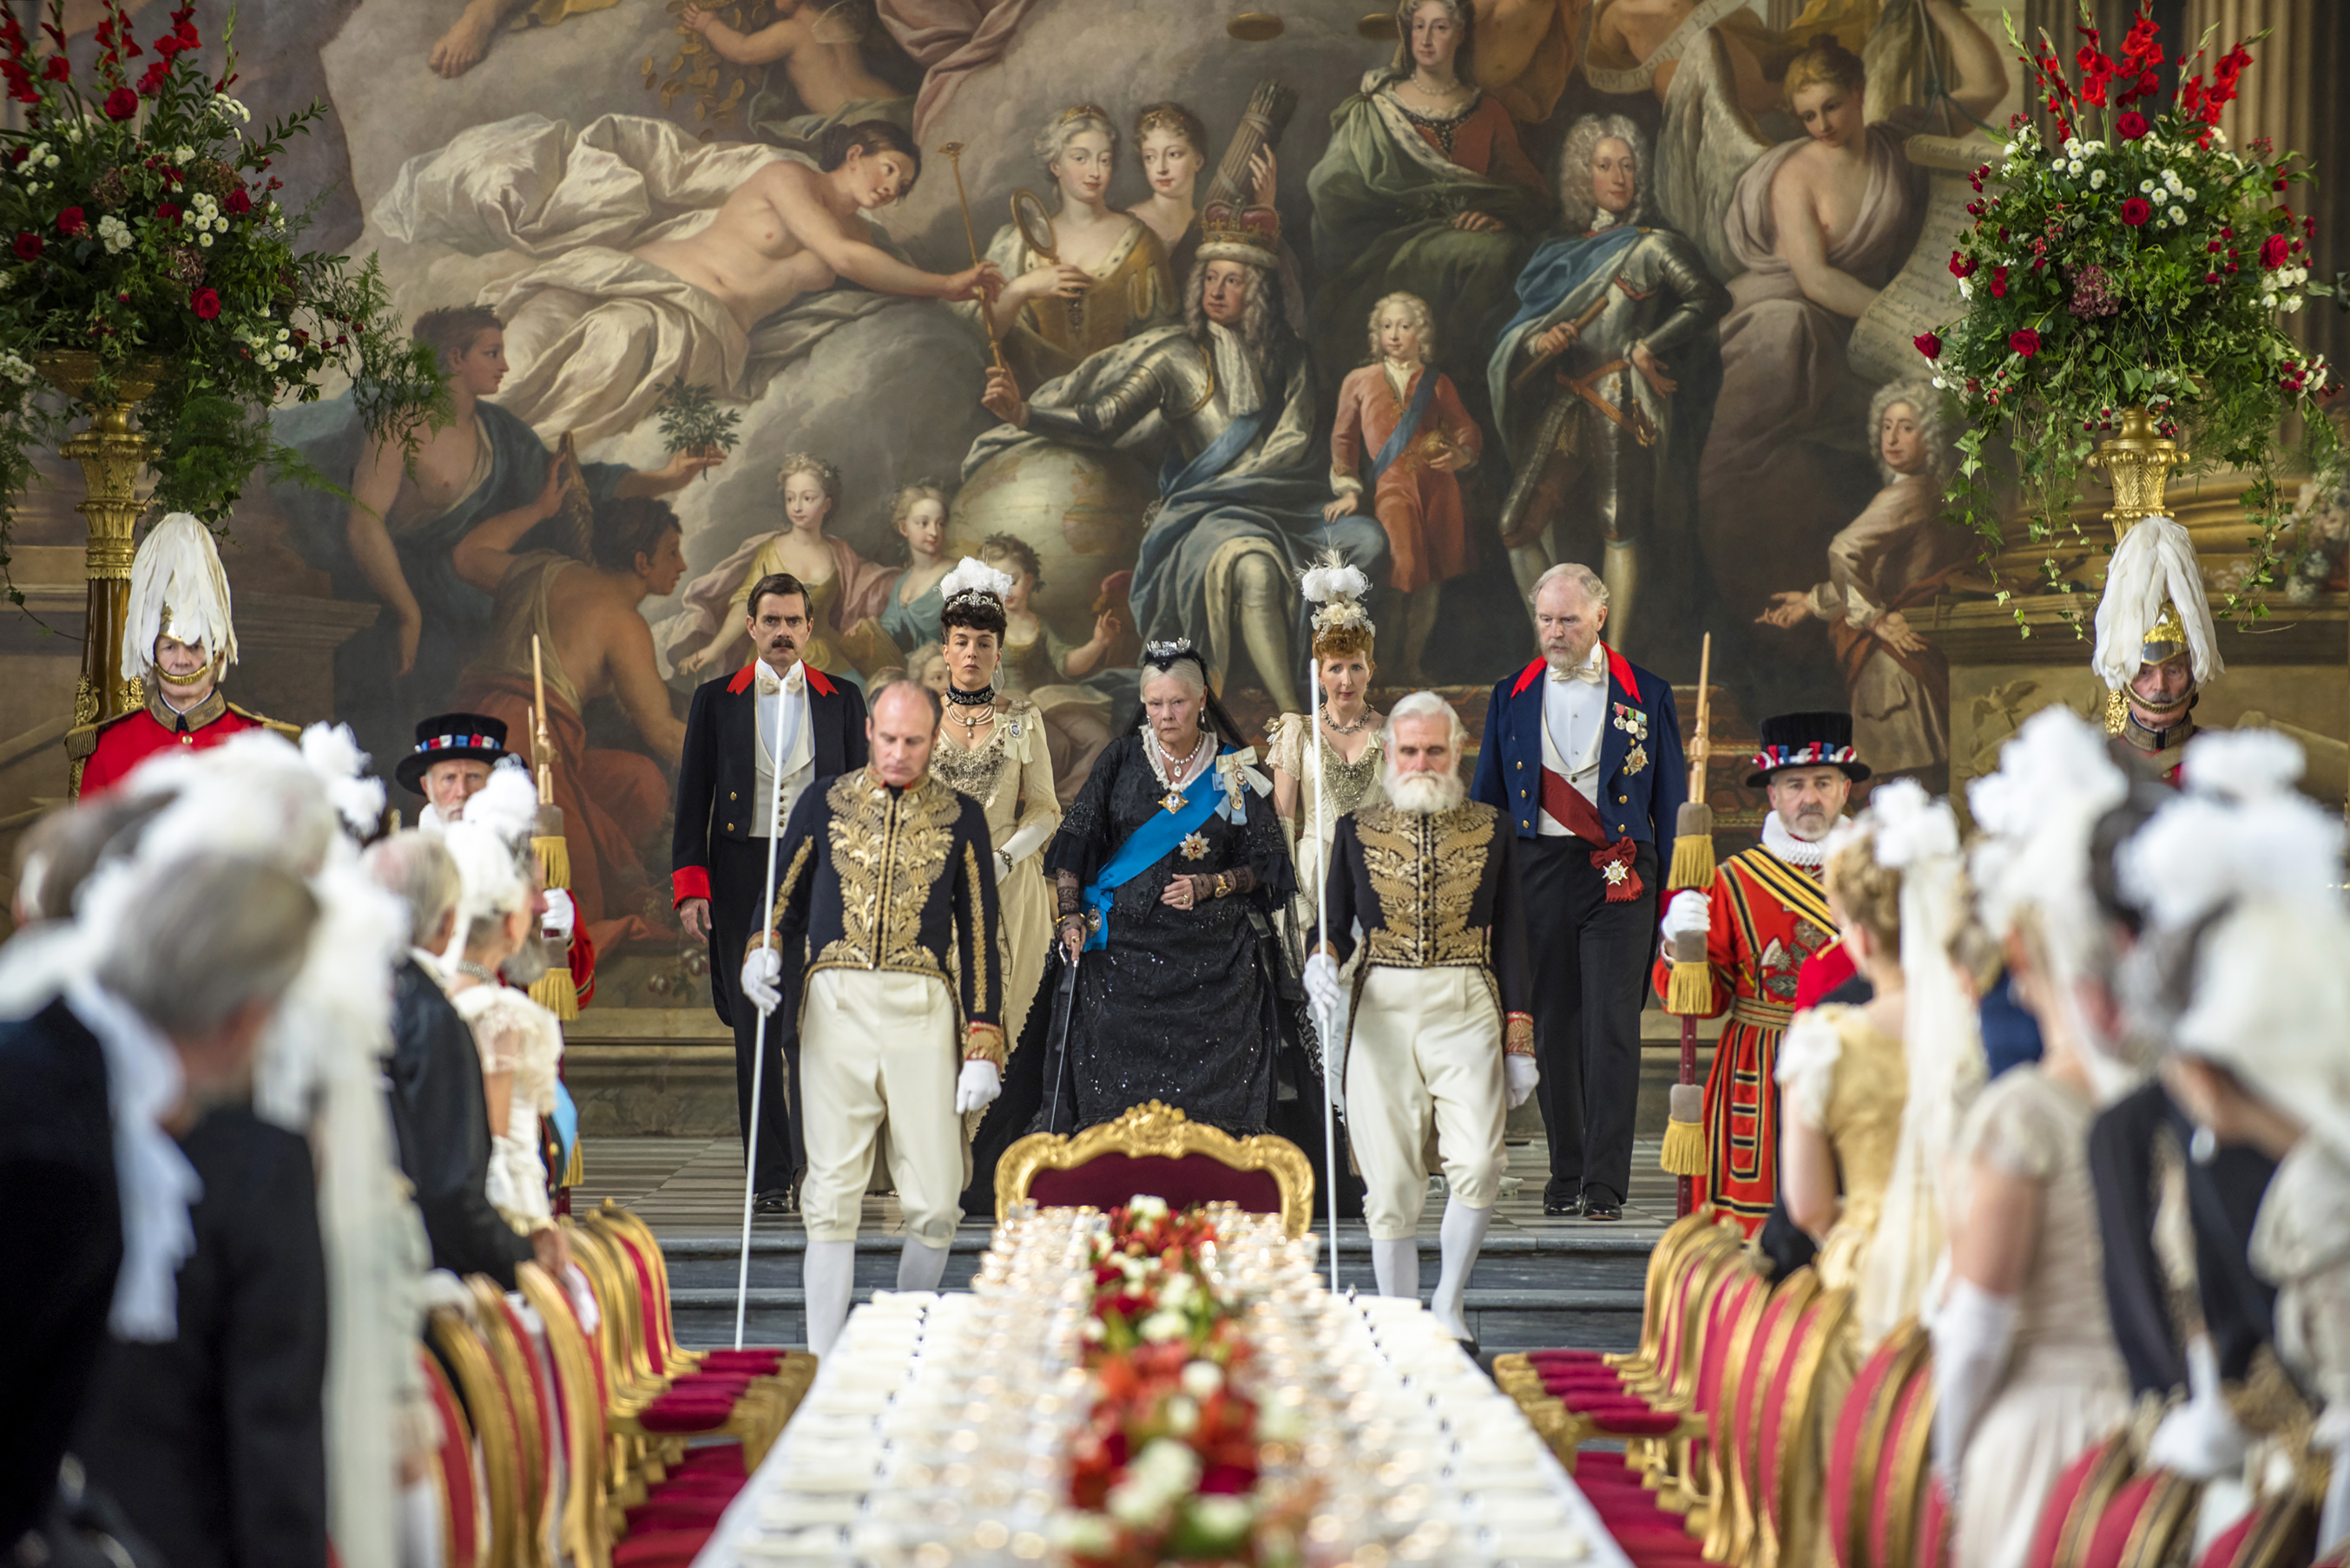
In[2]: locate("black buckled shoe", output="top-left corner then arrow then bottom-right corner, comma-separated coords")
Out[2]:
754,1186 -> 796,1215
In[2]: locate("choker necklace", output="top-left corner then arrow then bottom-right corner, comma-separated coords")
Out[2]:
945,682 -> 995,706
945,683 -> 996,737
1322,707 -> 1372,736
453,960 -> 500,984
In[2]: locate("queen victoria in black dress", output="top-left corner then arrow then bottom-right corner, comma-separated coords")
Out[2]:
1048,641 -> 1295,1133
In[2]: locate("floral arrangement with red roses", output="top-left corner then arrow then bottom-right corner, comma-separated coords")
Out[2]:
1059,1197 -> 1314,1567
0,0 -> 440,585
1921,6 -> 2341,621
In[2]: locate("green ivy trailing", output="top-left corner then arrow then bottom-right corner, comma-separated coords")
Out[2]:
1916,5 -> 2343,631
0,0 -> 445,599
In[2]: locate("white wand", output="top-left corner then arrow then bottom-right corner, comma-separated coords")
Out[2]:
734,678 -> 800,1350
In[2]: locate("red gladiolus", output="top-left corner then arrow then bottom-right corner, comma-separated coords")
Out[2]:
54,207 -> 84,236
103,85 -> 137,119
2205,272 -> 2220,284
224,187 -> 250,215
190,286 -> 219,319
1913,332 -> 1942,360
2260,234 -> 2290,269
2008,328 -> 2041,358
2120,197 -> 2153,227
1948,252 -> 1976,280
135,58 -> 166,94
40,54 -> 67,80
2116,111 -> 2149,140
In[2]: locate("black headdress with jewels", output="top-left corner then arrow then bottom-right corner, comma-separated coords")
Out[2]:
1122,638 -> 1248,751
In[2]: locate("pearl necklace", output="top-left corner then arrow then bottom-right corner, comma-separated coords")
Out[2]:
945,682 -> 996,737
453,960 -> 500,985
1149,727 -> 1212,814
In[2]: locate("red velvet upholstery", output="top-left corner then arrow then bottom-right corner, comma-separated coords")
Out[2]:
420,1352 -> 479,1568
1731,1289 -> 1796,1521
1758,1298 -> 1829,1539
2082,1473 -> 2165,1568
1026,1154 -> 1283,1217
626,1495 -> 736,1531
606,1231 -> 679,1370
667,1445 -> 747,1478
1868,1360 -> 1934,1568
1919,1473 -> 1951,1568
698,1351 -> 786,1372
2024,1442 -> 2116,1568
611,1527 -> 716,1568
1690,1271 -> 1762,1489
635,1391 -> 742,1432
1827,1335 -> 1908,1568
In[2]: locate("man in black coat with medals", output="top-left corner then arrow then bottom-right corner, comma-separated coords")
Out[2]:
672,572 -> 869,1213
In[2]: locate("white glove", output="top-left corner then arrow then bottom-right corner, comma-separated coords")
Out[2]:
955,1058 -> 1003,1114
1661,889 -> 1710,943
1304,952 -> 1343,1017
540,887 -> 577,942
1931,1277 -> 2020,1494
741,947 -> 784,1016
2147,1335 -> 2250,1480
1505,1054 -> 1540,1109
993,849 -> 1013,885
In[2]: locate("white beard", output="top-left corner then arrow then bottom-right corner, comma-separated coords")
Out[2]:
1386,767 -> 1466,815
1764,809 -> 1843,868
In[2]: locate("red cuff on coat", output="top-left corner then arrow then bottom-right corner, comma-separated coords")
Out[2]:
672,866 -> 712,907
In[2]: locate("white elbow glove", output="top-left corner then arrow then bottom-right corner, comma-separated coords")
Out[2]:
955,1058 -> 1003,1115
1661,889 -> 1710,944
1505,1054 -> 1541,1110
540,887 -> 576,943
996,819 -> 1055,880
740,947 -> 784,1016
1303,952 -> 1343,1018
1931,1277 -> 2020,1498
2147,1334 -> 2250,1480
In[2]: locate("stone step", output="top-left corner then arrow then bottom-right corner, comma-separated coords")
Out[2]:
659,1230 -> 1653,1355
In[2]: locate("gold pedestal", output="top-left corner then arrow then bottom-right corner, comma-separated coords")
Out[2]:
36,352 -> 164,734
2083,404 -> 2186,538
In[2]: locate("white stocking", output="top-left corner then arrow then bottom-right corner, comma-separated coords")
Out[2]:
897,1238 -> 949,1292
803,1238 -> 856,1359
1371,1236 -> 1420,1302
1433,1199 -> 1490,1340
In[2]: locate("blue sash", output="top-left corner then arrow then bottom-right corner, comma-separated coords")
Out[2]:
1080,747 -> 1237,951
1367,367 -> 1439,488
1158,407 -> 1269,500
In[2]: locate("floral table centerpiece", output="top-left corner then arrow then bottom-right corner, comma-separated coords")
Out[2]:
0,0 -> 441,719
1919,6 -> 2342,622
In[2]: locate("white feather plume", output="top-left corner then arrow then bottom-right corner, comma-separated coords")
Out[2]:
459,756 -> 543,851
1964,705 -> 2129,944
2180,727 -> 2305,801
938,556 -> 1015,604
1299,560 -> 1370,606
300,722 -> 386,838
121,512 -> 236,681
1862,778 -> 1957,871
2092,514 -> 2222,690
2119,786 -> 2344,934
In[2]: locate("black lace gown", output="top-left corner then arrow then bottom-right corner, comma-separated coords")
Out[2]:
1044,734 -> 1297,1134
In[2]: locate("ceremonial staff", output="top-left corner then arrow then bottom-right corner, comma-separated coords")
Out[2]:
732,668 -> 800,1349
1659,634 -> 1714,1216
938,142 -> 1009,374
527,636 -> 580,1021
1297,567 -> 1353,1290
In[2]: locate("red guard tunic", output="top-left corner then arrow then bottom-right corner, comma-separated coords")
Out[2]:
1649,845 -> 1839,1234
75,689 -> 290,799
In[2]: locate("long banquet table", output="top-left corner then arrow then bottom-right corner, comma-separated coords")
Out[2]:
692,1205 -> 1632,1568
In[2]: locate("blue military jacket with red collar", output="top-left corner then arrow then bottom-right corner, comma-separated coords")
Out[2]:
669,659 -> 867,906
1470,644 -> 1686,847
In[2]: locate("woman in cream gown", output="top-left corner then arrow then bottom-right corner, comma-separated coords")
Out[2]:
924,560 -> 1061,1060
974,104 -> 1174,390
1267,593 -> 1386,947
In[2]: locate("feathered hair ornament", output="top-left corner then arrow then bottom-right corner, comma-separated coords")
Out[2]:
938,556 -> 1016,612
122,513 -> 236,682
299,723 -> 387,840
460,756 -> 545,853
1299,552 -> 1374,643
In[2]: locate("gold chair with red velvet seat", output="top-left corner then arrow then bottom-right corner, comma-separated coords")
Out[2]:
420,1347 -> 487,1568
995,1100 -> 1317,1234
514,1262 -> 617,1568
428,1302 -> 532,1568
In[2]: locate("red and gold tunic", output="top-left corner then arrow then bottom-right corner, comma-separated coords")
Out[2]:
73,689 -> 292,799
1649,845 -> 1839,1234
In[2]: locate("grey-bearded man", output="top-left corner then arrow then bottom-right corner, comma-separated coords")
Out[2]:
1304,690 -> 1537,1347
977,216 -> 1388,715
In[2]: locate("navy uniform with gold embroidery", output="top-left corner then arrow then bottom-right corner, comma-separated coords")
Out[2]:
1471,643 -> 1684,1217
754,766 -> 1003,1258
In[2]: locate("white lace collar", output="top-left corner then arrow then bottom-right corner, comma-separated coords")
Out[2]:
1762,811 -> 1842,870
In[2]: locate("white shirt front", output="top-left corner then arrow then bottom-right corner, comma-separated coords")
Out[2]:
750,658 -> 815,836
1537,643 -> 1606,835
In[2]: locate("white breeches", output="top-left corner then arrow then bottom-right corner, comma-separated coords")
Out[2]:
798,968 -> 966,1249
1345,965 -> 1509,1241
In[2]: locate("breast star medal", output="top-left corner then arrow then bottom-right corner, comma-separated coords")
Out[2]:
1604,860 -> 1630,889
1625,743 -> 1650,775
1180,831 -> 1210,861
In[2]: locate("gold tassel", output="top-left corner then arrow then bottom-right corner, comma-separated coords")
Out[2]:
533,831 -> 570,892
1667,800 -> 1716,891
1659,1114 -> 1709,1177
560,1128 -> 584,1188
1666,958 -> 1714,1017
531,968 -> 580,1022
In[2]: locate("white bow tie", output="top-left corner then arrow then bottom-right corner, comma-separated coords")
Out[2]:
1549,661 -> 1604,686
758,666 -> 804,698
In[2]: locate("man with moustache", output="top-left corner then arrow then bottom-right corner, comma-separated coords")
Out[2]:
739,680 -> 1003,1357
2090,513 -> 2225,784
1652,712 -> 1866,1234
1471,562 -> 1683,1221
673,572 -> 869,1215
1306,691 -> 1538,1346
73,514 -> 296,799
